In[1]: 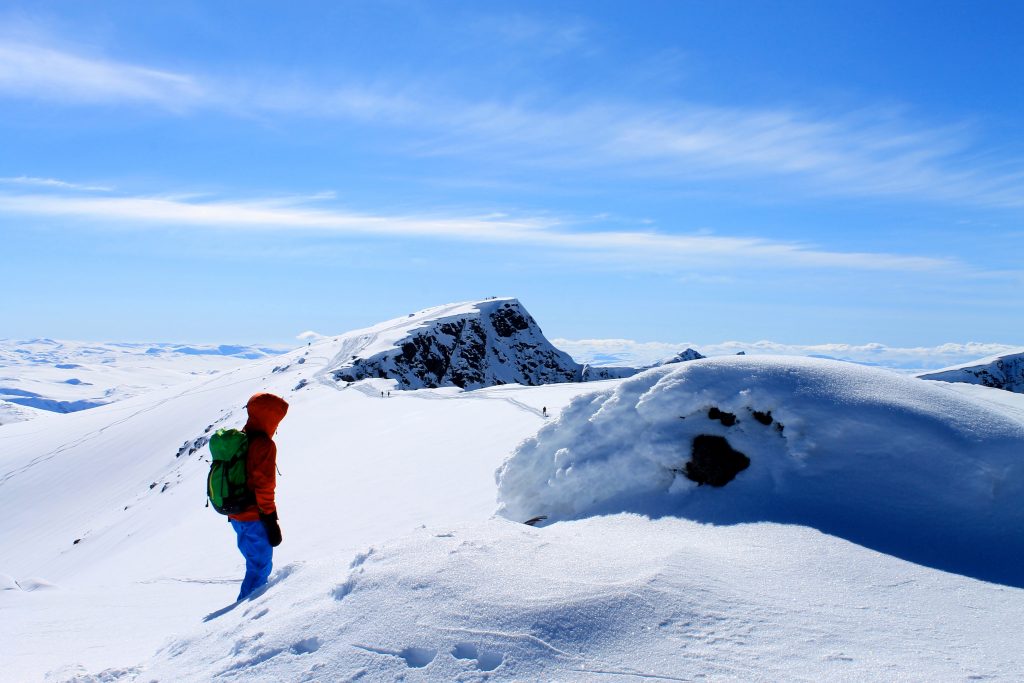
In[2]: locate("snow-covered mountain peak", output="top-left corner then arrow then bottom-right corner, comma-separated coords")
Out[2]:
320,297 -> 636,390
919,349 -> 1024,393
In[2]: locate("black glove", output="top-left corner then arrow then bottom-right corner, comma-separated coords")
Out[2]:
259,510 -> 283,547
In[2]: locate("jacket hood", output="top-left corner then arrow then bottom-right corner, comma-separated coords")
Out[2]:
244,392 -> 289,436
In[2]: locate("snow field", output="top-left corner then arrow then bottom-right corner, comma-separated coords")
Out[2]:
3,306 -> 1024,681
0,337 -> 604,680
0,339 -> 285,419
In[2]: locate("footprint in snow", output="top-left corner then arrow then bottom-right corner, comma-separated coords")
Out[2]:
398,646 -> 437,668
354,644 -> 437,668
332,578 -> 356,601
349,548 -> 374,568
452,642 -> 504,671
220,637 -> 320,675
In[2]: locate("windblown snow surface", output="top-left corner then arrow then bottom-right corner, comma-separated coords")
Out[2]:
2,310 -> 1024,681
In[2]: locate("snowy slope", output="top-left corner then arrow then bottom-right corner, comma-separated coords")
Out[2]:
0,338 -> 289,419
136,515 -> 1023,682
324,297 -> 638,389
3,309 -> 1024,681
919,349 -> 1024,393
0,317 -> 612,680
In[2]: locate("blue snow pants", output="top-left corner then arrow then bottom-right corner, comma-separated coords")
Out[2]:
231,518 -> 273,601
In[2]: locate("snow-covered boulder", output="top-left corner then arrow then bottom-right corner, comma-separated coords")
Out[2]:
327,298 -> 641,390
496,355 -> 1024,585
919,349 -> 1024,393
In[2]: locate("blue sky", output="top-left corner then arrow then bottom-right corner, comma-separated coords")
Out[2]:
1,1 -> 1022,346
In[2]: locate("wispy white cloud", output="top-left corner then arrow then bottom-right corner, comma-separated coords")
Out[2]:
414,102 -> 1024,209
0,189 -> 952,272
553,338 -> 1023,372
1,39 -> 1020,209
0,175 -> 112,192
0,41 -> 203,110
471,13 -> 592,56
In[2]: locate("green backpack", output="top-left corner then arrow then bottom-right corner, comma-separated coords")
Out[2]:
207,428 -> 254,515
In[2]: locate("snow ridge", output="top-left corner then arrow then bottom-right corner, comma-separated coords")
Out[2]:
919,349 -> 1024,393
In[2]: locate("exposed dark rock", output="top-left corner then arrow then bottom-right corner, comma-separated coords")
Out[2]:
661,348 -> 706,365
176,435 -> 209,459
684,435 -> 750,487
329,299 -> 627,390
751,410 -> 773,426
708,407 -> 737,426
490,303 -> 532,337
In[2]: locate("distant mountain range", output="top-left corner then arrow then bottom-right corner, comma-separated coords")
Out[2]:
4,299 -> 1019,429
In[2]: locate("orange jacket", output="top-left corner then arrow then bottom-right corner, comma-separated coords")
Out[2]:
229,393 -> 289,522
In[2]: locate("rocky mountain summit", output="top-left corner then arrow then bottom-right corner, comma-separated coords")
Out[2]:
658,348 -> 706,365
327,298 -> 651,390
919,350 -> 1024,394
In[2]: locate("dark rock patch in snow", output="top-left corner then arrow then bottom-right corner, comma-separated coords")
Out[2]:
707,406 -> 737,426
684,435 -> 750,487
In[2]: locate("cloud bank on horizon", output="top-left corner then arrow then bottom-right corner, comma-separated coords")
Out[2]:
554,338 -> 1023,373
1,2 -> 1021,346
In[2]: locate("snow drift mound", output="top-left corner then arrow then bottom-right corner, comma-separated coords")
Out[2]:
496,356 -> 1024,585
920,349 -> 1024,394
325,298 -> 637,390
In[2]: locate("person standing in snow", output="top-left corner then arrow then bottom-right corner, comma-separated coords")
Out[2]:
229,392 -> 288,601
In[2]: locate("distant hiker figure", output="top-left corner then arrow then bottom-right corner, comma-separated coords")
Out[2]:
542,406 -> 547,417
227,393 -> 288,601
